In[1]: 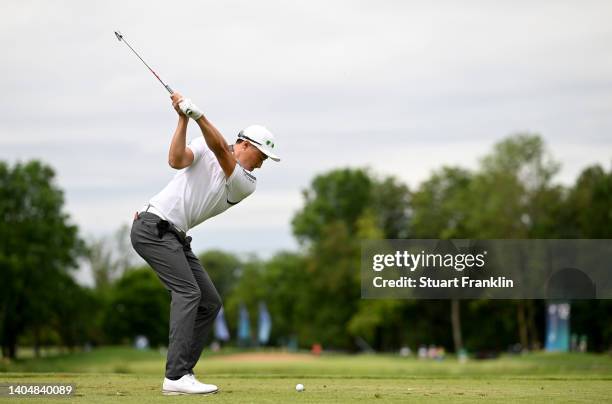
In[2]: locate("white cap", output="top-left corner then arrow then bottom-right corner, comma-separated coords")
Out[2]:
237,125 -> 280,162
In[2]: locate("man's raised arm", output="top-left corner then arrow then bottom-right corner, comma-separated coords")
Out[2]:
174,93 -> 236,178
193,116 -> 236,178
168,92 -> 194,169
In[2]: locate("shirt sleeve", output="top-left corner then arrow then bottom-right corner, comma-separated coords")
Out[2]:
226,164 -> 257,205
186,137 -> 206,163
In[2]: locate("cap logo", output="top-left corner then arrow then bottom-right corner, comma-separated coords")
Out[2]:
266,140 -> 274,148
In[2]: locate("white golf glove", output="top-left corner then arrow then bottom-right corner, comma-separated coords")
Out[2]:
178,98 -> 203,120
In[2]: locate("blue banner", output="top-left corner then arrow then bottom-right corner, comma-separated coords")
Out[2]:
214,306 -> 230,342
238,303 -> 251,345
258,302 -> 272,345
545,302 -> 570,352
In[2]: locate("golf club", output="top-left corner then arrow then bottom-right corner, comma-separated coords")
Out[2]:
114,30 -> 174,95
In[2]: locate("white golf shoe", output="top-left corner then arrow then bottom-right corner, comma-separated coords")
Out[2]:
162,374 -> 218,395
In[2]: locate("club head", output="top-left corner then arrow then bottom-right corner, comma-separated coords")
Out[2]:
114,31 -> 123,41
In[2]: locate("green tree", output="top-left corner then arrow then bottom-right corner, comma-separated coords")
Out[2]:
565,164 -> 612,238
411,166 -> 473,353
260,252 -> 310,344
292,168 -> 411,243
0,161 -> 82,359
223,257 -> 265,344
292,168 -> 374,244
198,250 -> 242,299
371,177 -> 412,238
469,134 -> 563,350
410,134 -> 564,352
301,220 -> 361,348
50,273 -> 101,350
289,169 -> 411,349
562,164 -> 612,351
103,267 -> 170,346
225,252 -> 310,345
411,166 -> 473,239
346,210 -> 409,351
466,133 -> 562,238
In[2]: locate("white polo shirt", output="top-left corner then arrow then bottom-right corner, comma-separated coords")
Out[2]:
148,136 -> 256,232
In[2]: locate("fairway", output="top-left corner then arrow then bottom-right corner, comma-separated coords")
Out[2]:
1,348 -> 611,403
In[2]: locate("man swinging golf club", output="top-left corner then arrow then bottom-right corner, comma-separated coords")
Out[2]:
130,93 -> 280,395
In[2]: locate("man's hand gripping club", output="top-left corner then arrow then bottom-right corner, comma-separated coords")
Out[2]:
169,92 -> 236,178
171,92 -> 203,120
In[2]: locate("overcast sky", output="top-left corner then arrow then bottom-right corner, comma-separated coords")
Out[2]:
1,1 -> 611,271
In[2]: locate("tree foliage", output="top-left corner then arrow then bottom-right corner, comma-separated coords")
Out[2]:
0,161 -> 83,358
103,267 -> 170,346
2,134 -> 611,355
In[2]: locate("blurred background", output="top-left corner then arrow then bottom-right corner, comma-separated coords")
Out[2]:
1,0 -> 611,361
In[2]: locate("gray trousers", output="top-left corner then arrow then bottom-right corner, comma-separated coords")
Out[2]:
130,212 -> 222,379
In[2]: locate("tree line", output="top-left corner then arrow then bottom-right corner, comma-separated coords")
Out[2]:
0,134 -> 610,359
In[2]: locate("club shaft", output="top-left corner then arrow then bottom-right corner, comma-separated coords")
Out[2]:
118,33 -> 173,94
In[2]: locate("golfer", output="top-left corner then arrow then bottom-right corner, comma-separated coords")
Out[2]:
130,92 -> 280,395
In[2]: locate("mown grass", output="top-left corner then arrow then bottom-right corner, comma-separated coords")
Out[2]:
0,347 -> 610,403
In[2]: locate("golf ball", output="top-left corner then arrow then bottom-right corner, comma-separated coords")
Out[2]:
295,383 -> 305,392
